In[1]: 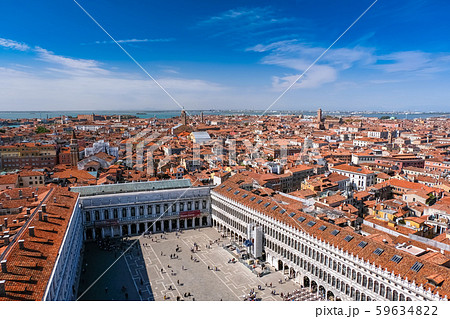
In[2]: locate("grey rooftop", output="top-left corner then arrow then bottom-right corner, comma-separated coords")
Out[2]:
71,179 -> 192,197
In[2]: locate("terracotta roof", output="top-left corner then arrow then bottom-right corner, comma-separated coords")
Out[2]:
213,174 -> 450,299
0,187 -> 79,300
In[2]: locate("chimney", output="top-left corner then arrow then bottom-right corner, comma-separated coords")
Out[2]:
34,194 -> 38,201
43,215 -> 48,222
3,235 -> 9,245
26,207 -> 31,214
38,210 -> 43,221
0,280 -> 5,297
29,226 -> 35,237
31,192 -> 35,198
53,197 -> 57,203
3,218 -> 7,228
18,239 -> 25,249
19,189 -> 23,199
0,260 -> 7,273
42,204 -> 47,213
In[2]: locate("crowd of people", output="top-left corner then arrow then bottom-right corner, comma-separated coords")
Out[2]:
280,288 -> 324,301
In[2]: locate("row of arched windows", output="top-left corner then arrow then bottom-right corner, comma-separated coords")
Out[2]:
212,196 -> 414,301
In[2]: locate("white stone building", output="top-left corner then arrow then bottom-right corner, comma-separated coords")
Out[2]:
211,175 -> 450,301
72,180 -> 211,240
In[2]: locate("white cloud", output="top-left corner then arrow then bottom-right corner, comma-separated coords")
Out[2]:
374,51 -> 450,74
0,38 -> 30,51
196,7 -> 298,41
0,38 -> 228,110
34,47 -> 109,76
247,38 -> 450,91
248,41 -> 368,90
271,65 -> 337,90
93,38 -> 175,44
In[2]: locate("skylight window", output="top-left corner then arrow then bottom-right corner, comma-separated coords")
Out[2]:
411,262 -> 423,272
358,241 -> 368,248
280,209 -> 286,214
344,235 -> 354,242
257,199 -> 263,204
307,221 -> 316,227
331,229 -> 340,236
242,194 -> 248,198
250,196 -> 256,201
391,255 -> 403,263
297,216 -> 305,222
289,212 -> 296,218
264,203 -> 270,207
271,205 -> 278,211
234,190 -> 240,195
373,248 -> 384,256
319,225 -> 327,231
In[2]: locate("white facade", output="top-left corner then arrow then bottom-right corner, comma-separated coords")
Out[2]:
75,182 -> 212,240
84,140 -> 119,159
329,167 -> 375,191
43,196 -> 83,301
211,190 -> 447,301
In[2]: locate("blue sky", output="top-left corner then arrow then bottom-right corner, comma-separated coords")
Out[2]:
1,0 -> 450,111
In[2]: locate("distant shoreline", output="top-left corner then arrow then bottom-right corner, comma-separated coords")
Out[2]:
0,110 -> 448,120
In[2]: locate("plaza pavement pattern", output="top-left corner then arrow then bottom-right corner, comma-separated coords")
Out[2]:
124,227 -> 310,301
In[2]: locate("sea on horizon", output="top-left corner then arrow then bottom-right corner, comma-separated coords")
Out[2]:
0,110 -> 448,120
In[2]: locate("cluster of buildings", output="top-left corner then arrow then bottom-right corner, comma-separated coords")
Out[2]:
0,109 -> 449,301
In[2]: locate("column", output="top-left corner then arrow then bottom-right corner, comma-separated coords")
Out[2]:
119,225 -> 123,237
177,219 -> 180,230
101,227 -> 105,239
92,228 -> 96,240
152,205 -> 156,216
144,205 -> 148,216
184,219 -> 187,229
169,219 -> 172,232
127,224 -> 131,235
110,226 -> 114,237
161,220 -> 165,232
176,202 -> 180,213
153,222 -> 156,233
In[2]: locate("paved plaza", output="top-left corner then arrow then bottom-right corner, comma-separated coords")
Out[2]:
79,227 -> 317,301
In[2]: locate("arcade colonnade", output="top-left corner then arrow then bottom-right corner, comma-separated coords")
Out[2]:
76,185 -> 212,240
211,191 -> 445,302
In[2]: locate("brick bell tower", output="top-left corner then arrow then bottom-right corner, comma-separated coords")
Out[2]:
70,130 -> 79,167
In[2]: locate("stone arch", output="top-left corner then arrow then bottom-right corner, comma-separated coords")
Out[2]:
278,259 -> 283,271
311,280 -> 318,293
318,285 -> 326,298
386,287 -> 392,301
379,284 -> 386,298
327,290 -> 335,301
393,290 -> 399,301
304,276 -> 310,288
290,267 -> 295,279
